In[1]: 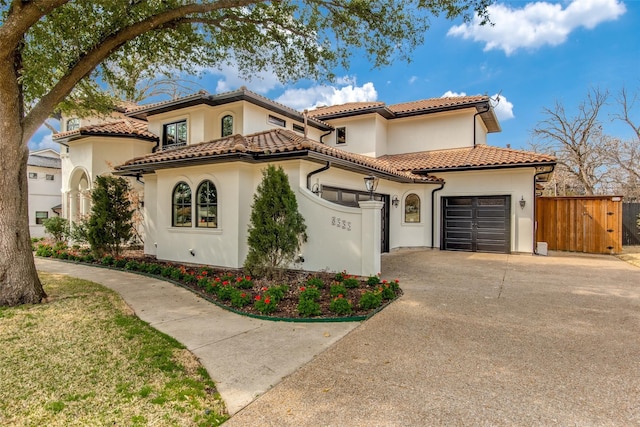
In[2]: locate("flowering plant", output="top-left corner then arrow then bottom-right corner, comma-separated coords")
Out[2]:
254,294 -> 277,314
329,295 -> 353,315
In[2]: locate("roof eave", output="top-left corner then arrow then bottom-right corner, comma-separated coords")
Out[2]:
414,160 -> 557,174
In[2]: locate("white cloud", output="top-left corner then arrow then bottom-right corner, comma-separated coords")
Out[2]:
408,76 -> 418,85
210,61 -> 282,94
447,0 -> 626,55
276,80 -> 378,110
28,123 -> 60,152
492,94 -> 514,121
441,91 -> 514,121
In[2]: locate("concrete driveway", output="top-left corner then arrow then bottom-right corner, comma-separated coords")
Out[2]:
227,250 -> 640,426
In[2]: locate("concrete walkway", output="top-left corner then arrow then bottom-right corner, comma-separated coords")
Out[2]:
34,258 -> 358,415
226,250 -> 640,426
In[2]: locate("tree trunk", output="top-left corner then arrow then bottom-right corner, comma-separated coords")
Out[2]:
0,57 -> 46,306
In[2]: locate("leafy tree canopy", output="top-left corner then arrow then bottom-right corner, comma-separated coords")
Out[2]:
1,0 -> 491,142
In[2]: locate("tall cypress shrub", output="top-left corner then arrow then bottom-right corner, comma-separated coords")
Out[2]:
245,165 -> 307,278
87,175 -> 134,257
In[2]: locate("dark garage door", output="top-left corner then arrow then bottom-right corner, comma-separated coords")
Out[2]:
442,196 -> 511,253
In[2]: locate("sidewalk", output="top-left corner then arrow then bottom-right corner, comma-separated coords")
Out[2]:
35,257 -> 358,415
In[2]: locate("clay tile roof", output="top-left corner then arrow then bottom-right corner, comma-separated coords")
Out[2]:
53,117 -> 158,141
387,95 -> 488,114
118,129 -> 441,183
306,102 -> 386,118
380,145 -> 556,172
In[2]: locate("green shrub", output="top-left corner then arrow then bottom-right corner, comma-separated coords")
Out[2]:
235,276 -> 254,289
359,290 -> 382,310
265,284 -> 288,303
306,277 -> 325,289
146,264 -> 162,275
216,282 -> 235,301
82,254 -> 95,263
329,296 -> 352,315
114,258 -> 127,268
42,216 -> 69,243
254,294 -> 277,314
124,260 -> 140,271
297,298 -> 321,317
334,271 -> 346,282
230,289 -> 251,308
342,277 -> 360,289
299,286 -> 321,302
35,243 -> 53,257
160,266 -> 174,278
366,275 -> 381,286
197,277 -> 211,289
183,274 -> 196,284
101,255 -> 115,266
330,283 -> 347,298
380,284 -> 396,300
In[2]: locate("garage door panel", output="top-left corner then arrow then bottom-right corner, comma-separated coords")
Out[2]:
442,196 -> 511,254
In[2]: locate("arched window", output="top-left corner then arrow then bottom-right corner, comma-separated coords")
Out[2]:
172,182 -> 192,227
196,180 -> 217,228
404,194 -> 420,223
221,115 -> 233,137
66,118 -> 80,131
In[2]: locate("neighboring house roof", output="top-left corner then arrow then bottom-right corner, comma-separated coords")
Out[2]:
125,87 -> 333,132
115,129 -> 442,184
27,153 -> 61,169
307,95 -> 501,133
380,145 -> 556,173
53,117 -> 158,143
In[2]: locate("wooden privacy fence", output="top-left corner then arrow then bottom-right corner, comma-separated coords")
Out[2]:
536,196 -> 623,254
622,202 -> 640,246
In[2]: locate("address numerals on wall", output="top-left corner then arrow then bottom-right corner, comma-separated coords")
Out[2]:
331,216 -> 352,231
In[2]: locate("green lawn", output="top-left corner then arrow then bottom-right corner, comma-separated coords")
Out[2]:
0,273 -> 227,426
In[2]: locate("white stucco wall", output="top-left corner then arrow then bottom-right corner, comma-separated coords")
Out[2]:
386,109 -> 477,154
27,165 -> 62,238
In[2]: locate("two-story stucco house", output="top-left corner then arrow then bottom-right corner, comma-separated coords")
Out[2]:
54,87 -> 555,276
27,149 -> 62,238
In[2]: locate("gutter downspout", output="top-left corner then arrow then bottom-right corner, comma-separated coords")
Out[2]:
473,103 -> 491,148
532,165 -> 555,254
306,161 -> 331,191
319,129 -> 332,145
430,182 -> 445,248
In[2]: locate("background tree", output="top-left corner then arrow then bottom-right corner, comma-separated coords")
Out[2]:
245,165 -> 307,279
0,0 -> 491,306
42,216 -> 69,244
531,88 -> 611,195
86,175 -> 134,258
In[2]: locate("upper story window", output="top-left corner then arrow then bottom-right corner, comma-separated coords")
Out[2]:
66,118 -> 80,132
28,172 -> 38,179
293,123 -> 305,134
197,180 -> 217,228
268,114 -> 286,127
404,194 -> 421,223
46,174 -> 55,181
172,182 -> 192,227
221,115 -> 234,137
336,127 -> 346,144
163,120 -> 187,149
35,211 -> 48,225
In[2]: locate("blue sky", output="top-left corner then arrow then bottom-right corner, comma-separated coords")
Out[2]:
30,0 -> 639,152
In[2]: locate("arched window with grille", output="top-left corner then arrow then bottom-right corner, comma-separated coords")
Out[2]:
221,115 -> 233,137
404,193 -> 421,223
172,182 -> 192,227
196,180 -> 217,228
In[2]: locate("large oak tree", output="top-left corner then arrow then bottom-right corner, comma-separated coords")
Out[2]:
0,0 -> 490,306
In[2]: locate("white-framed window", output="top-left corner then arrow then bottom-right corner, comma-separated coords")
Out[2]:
268,114 -> 286,127
35,211 -> 48,225
66,118 -> 80,131
163,120 -> 187,148
46,174 -> 55,181
293,123 -> 305,133
172,182 -> 192,227
404,194 -> 421,223
336,127 -> 346,144
28,172 -> 38,179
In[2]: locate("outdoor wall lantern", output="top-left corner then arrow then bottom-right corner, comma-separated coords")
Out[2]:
392,195 -> 400,207
519,196 -> 526,209
189,248 -> 195,256
311,183 -> 321,196
364,175 -> 379,200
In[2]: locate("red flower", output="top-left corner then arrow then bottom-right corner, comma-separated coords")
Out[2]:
245,276 -> 251,281
394,279 -> 399,284
197,275 -> 203,280
236,277 -> 242,282
214,277 -> 221,282
241,293 -> 246,298
338,294 -> 343,298
261,286 -> 268,291
264,298 -> 271,305
255,295 -> 262,301
300,287 -> 306,292
201,270 -> 208,276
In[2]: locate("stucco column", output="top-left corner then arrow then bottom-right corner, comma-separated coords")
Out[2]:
80,190 -> 91,218
69,190 -> 78,223
359,200 -> 384,277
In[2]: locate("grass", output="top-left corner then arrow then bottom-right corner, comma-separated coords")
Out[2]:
0,273 -> 227,426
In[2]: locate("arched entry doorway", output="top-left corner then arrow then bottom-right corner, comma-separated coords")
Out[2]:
66,168 -> 91,223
